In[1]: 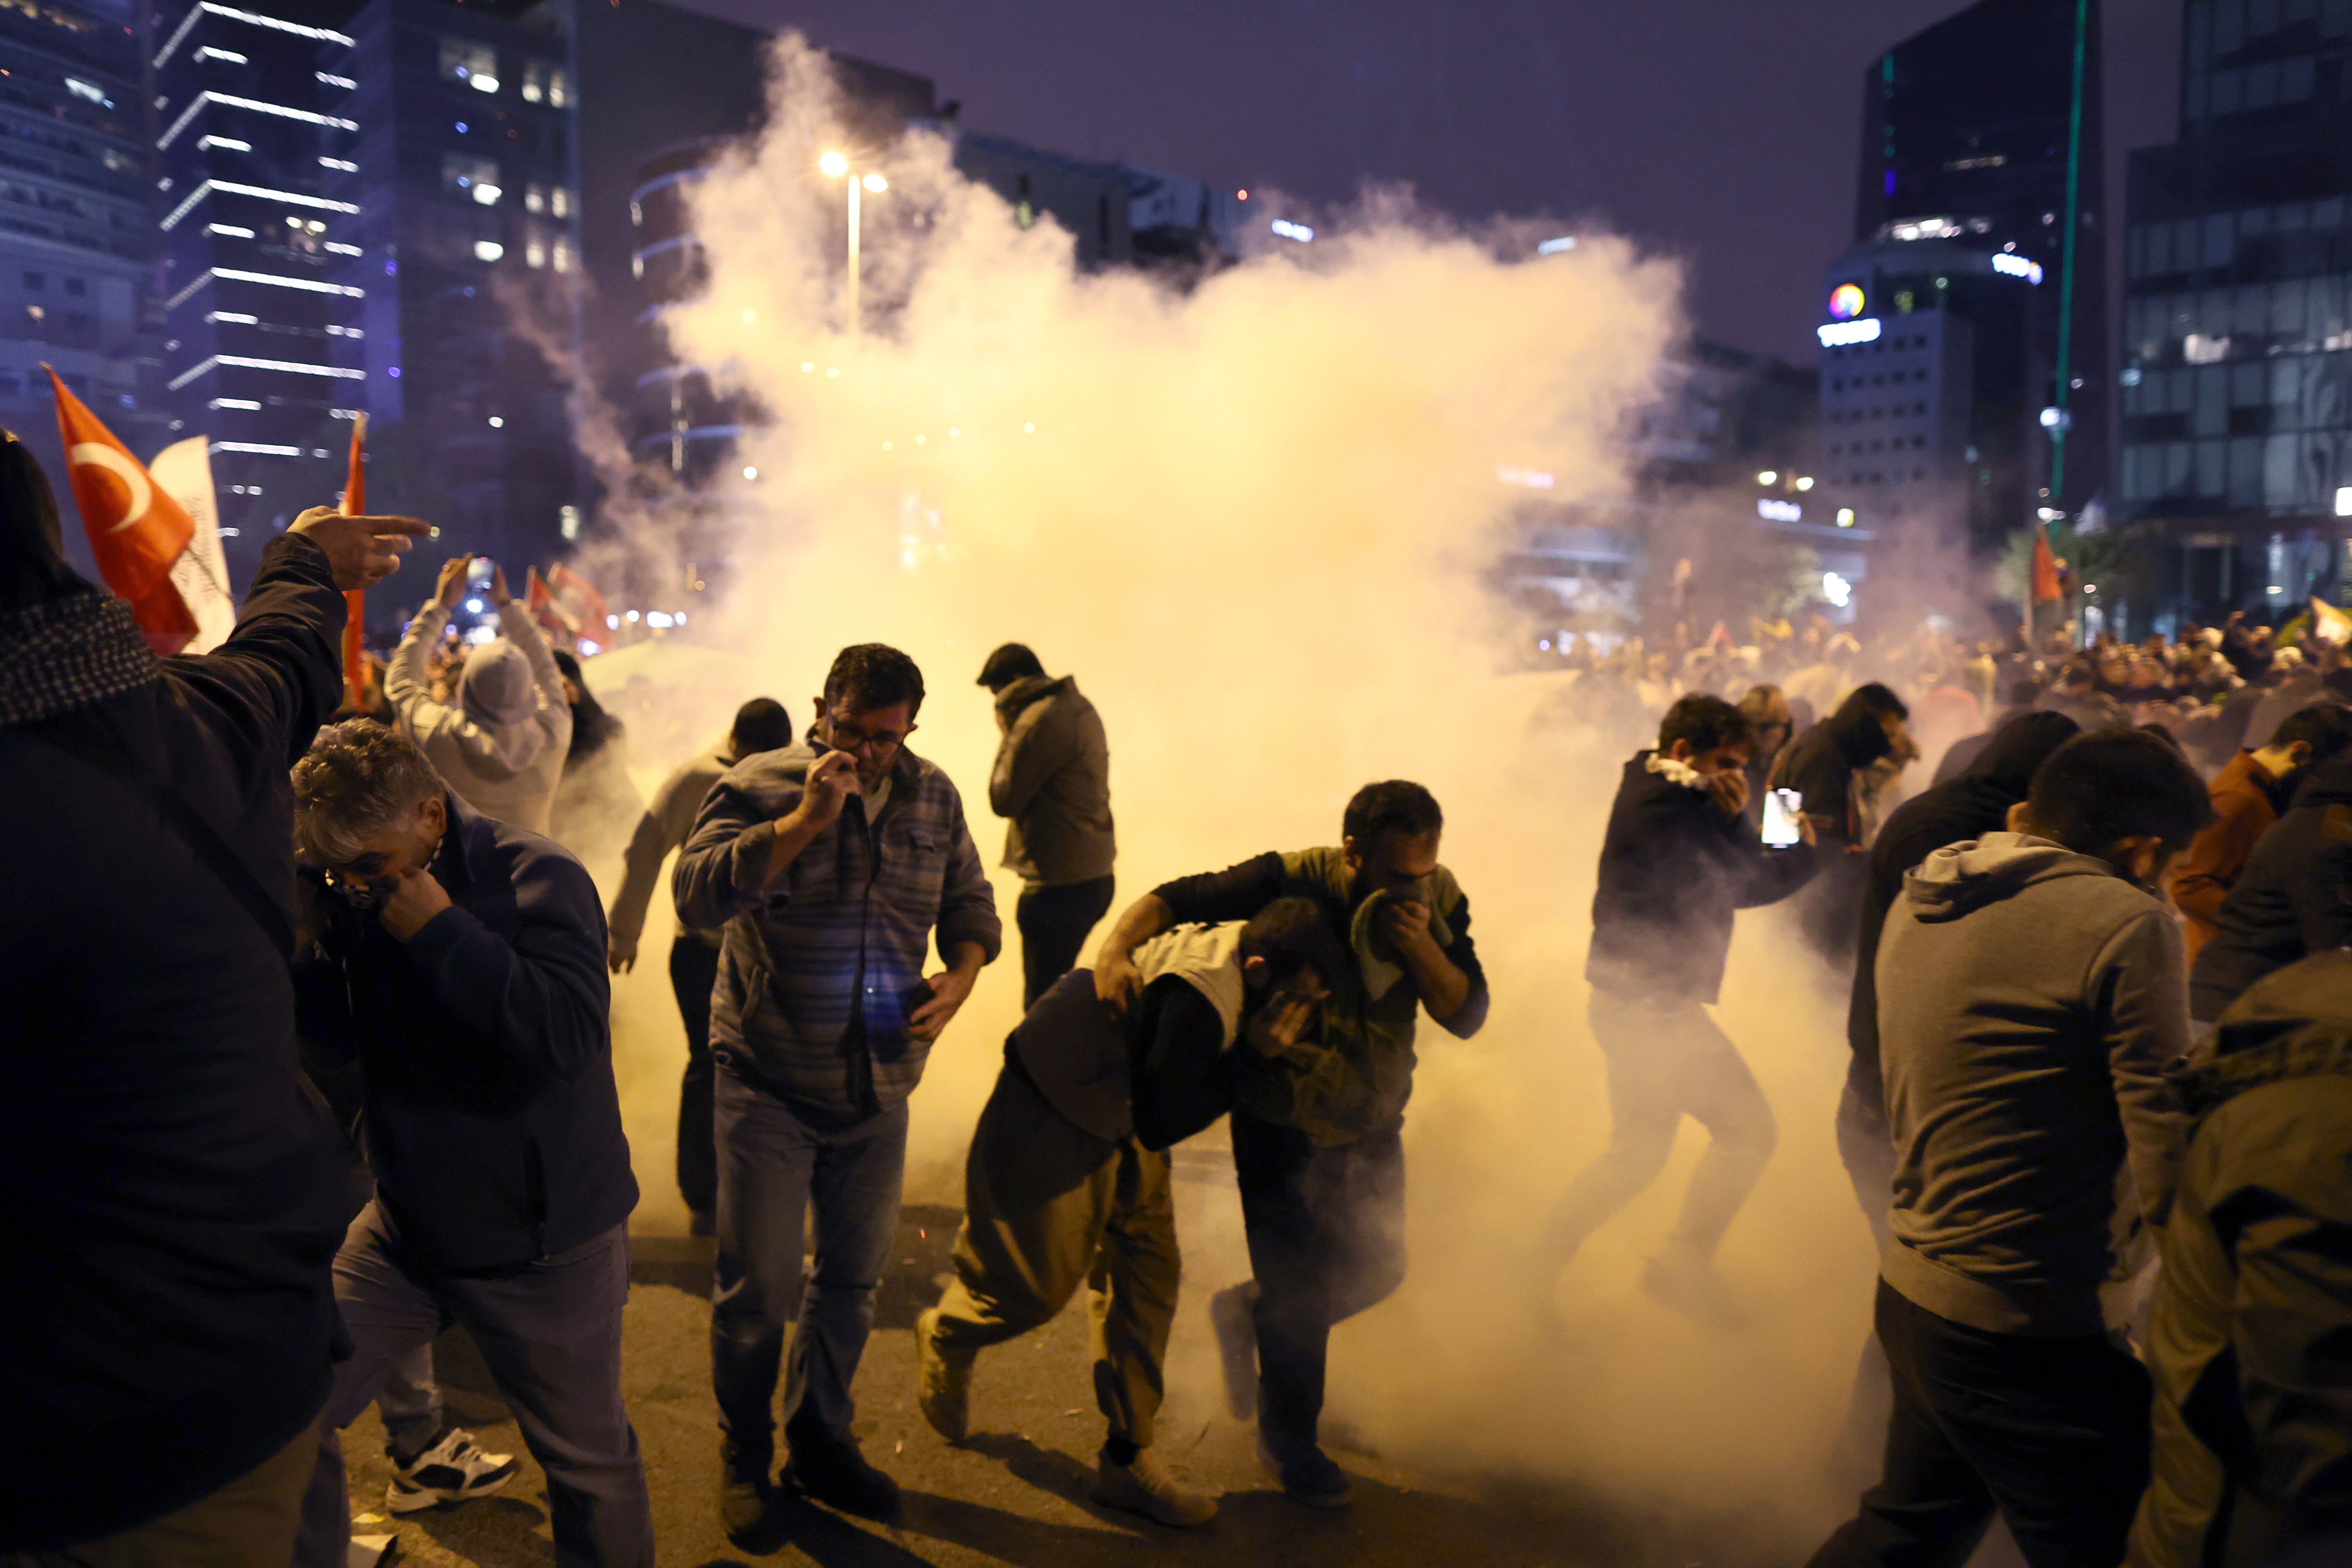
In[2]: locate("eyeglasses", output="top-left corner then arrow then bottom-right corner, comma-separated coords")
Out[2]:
826,719 -> 905,754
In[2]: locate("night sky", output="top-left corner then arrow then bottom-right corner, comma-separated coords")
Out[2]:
681,0 -> 2183,367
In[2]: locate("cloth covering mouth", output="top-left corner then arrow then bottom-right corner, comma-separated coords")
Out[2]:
1351,872 -> 1458,1002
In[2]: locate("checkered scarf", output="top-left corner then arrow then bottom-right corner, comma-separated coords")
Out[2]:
0,591 -> 161,726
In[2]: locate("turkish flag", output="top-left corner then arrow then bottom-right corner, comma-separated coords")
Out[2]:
548,563 -> 609,637
49,366 -> 198,654
526,565 -> 579,641
2030,524 -> 2064,604
341,414 -> 367,706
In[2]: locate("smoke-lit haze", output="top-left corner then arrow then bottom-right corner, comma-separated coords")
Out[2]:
592,38 -> 1880,1555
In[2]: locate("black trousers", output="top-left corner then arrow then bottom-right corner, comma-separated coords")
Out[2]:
1807,1279 -> 2152,1568
1015,875 -> 1116,1008
669,935 -> 721,1218
1230,1109 -> 1407,1450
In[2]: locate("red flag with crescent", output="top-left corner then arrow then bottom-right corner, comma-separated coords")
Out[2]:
49,365 -> 197,654
341,414 -> 368,705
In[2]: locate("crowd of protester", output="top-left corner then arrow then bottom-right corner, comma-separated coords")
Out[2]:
8,410 -> 2352,1568
1540,608 -> 2352,777
1537,593 -> 2352,1568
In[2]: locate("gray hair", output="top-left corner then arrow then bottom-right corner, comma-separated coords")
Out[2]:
292,719 -> 446,864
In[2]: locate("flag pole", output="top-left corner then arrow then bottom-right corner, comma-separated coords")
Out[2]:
341,413 -> 368,710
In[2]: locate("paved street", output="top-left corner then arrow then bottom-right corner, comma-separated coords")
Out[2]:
340,1207 -> 1817,1568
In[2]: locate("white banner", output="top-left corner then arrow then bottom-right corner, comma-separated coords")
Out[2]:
149,436 -> 235,655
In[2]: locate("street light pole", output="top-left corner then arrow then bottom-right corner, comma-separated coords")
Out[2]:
821,151 -> 885,338
845,171 -> 861,337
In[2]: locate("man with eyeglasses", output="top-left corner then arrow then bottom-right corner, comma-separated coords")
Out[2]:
674,643 -> 1001,1539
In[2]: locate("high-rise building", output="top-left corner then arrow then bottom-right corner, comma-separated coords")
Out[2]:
1818,0 -> 2106,553
155,0 -> 583,615
0,0 -> 166,542
2115,0 -> 2352,626
325,0 -> 582,592
154,0 -> 367,577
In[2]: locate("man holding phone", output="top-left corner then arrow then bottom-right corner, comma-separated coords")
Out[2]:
674,644 -> 1000,1538
1539,693 -> 1818,1328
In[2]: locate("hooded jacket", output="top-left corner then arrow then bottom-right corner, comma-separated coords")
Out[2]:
988,672 -> 1115,886
2190,753 -> 2352,1022
1588,750 -> 1818,1007
386,599 -> 572,833
2130,952 -> 2352,1568
293,794 -> 637,1270
672,737 -> 1003,1116
1774,687 -> 1904,963
1878,833 -> 2192,1337
1847,711 -> 2080,1109
1009,922 -> 1247,1146
0,436 -> 352,1550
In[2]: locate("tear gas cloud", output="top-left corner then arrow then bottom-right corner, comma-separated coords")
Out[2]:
597,37 -> 1877,1553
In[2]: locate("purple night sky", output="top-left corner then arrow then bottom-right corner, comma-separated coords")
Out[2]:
682,0 -> 2182,366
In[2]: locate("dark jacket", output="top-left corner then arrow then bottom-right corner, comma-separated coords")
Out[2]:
0,535 -> 355,1550
1152,848 -> 1487,1146
1773,690 -> 1905,965
1588,750 -> 1817,1006
295,793 -> 637,1270
2190,754 -> 2352,1022
2131,953 -> 2352,1568
989,673 -> 1115,886
1847,711 -> 2079,1110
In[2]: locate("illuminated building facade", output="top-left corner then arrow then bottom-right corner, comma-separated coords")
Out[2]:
0,0 -> 163,520
2116,0 -> 2352,623
154,0 -> 366,574
1823,0 -> 2106,553
324,0 -> 582,589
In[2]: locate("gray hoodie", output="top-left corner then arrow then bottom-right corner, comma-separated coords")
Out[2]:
387,600 -> 573,834
1878,831 -> 2192,1337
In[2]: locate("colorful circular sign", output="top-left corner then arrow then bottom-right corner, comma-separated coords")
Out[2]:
1828,283 -> 1867,320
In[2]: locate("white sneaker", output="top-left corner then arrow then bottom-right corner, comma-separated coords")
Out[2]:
348,1532 -> 397,1568
385,1428 -> 519,1513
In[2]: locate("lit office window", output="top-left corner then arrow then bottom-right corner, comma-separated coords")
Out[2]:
440,39 -> 497,91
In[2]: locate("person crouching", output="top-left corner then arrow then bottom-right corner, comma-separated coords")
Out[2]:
913,898 -> 1347,1527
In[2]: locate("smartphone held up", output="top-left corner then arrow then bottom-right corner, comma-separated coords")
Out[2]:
1761,787 -> 1805,849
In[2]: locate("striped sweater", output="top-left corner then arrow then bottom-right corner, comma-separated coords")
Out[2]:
673,740 -> 1002,1114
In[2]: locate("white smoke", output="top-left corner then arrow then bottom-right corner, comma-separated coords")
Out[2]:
597,34 -> 1878,1553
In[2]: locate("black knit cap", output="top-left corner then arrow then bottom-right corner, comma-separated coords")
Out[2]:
0,428 -> 85,613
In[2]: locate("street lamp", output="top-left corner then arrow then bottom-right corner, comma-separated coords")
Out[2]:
820,150 -> 888,334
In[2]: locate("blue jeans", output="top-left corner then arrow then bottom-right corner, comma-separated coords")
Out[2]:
711,1068 -> 909,1455
295,1203 -> 653,1568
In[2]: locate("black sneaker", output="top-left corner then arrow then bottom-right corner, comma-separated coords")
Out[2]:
1258,1435 -> 1353,1509
785,1432 -> 901,1521
716,1439 -> 773,1547
385,1428 -> 519,1513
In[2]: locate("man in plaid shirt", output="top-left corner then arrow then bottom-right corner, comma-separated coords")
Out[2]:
675,644 -> 1000,1538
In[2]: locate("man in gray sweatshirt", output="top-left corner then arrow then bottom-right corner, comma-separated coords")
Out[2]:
978,642 -> 1115,1006
1808,728 -> 2212,1568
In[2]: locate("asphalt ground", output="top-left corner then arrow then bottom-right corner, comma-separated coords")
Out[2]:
340,1206 -> 1793,1568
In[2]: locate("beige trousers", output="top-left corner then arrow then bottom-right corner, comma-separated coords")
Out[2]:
931,1062 -> 1180,1446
